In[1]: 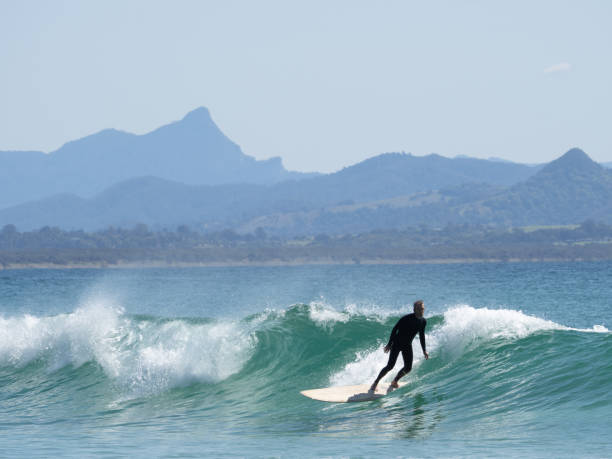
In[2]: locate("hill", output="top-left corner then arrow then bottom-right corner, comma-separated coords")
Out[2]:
468,148 -> 612,226
0,151 -> 541,231
270,153 -> 537,207
235,148 -> 612,234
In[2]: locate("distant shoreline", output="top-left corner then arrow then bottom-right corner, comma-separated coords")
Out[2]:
1,256 -> 609,271
3,221 -> 612,271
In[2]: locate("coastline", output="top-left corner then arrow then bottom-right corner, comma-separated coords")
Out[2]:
1,256 -> 608,271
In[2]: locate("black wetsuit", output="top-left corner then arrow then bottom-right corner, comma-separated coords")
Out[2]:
372,313 -> 427,386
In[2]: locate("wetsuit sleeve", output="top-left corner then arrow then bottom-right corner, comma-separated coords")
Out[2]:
386,319 -> 400,348
419,319 -> 427,353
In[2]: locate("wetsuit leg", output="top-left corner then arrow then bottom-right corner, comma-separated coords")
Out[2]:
393,347 -> 413,382
371,347 -> 400,388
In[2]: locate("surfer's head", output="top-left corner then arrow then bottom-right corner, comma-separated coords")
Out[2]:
413,300 -> 425,318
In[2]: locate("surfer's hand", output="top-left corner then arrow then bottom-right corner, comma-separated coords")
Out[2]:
423,351 -> 429,360
384,344 -> 391,353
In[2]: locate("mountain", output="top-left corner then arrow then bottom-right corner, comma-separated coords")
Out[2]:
236,148 -> 612,234
0,107 -> 315,209
466,148 -> 612,226
268,152 -> 538,207
2,147 -> 606,234
0,151 -> 540,232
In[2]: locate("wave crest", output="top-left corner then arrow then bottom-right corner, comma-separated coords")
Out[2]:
0,302 -> 256,396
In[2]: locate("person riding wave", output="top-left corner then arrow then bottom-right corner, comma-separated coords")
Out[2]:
370,300 -> 429,392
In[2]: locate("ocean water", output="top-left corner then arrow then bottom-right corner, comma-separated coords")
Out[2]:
0,262 -> 610,458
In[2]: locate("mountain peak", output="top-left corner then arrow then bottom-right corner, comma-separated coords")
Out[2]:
181,107 -> 213,124
540,148 -> 601,175
553,147 -> 594,166
559,147 -> 590,161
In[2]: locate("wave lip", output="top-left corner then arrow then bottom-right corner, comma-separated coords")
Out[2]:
432,305 -> 609,357
307,300 -> 401,327
431,305 -> 563,356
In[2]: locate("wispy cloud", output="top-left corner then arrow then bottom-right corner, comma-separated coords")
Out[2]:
544,62 -> 572,73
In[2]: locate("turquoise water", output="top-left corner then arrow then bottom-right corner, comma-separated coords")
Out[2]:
1,262 -> 610,457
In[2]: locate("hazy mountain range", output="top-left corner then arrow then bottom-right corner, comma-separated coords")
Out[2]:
1,107 -> 611,235
0,107 -> 315,209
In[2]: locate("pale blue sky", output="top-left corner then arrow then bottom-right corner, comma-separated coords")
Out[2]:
1,0 -> 610,172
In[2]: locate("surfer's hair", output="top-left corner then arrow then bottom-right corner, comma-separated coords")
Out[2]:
413,300 -> 424,310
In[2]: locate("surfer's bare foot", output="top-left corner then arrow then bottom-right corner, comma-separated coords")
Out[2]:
369,385 -> 376,392
390,380 -> 399,389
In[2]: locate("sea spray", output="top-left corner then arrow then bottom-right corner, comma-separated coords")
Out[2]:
123,319 -> 256,396
0,301 -> 124,371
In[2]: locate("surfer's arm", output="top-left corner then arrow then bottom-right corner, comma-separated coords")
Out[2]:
385,321 -> 400,349
419,321 -> 429,359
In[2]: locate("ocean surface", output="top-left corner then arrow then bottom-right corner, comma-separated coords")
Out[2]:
1,262 -> 610,458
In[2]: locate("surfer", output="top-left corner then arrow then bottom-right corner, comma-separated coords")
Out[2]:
370,300 -> 429,392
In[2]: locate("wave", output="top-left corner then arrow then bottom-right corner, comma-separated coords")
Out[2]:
0,301 -> 256,397
1,301 -> 609,404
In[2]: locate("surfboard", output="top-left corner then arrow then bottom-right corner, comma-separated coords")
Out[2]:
300,382 -> 407,403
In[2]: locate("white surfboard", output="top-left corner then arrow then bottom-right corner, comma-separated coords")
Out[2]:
300,382 -> 407,403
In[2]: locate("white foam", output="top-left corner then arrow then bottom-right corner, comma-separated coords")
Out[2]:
123,319 -> 255,396
430,305 -> 562,354
431,305 -> 609,355
0,301 -> 123,371
0,302 -> 256,395
330,343 -> 427,387
343,303 -> 400,320
307,301 -> 403,327
308,301 -> 350,325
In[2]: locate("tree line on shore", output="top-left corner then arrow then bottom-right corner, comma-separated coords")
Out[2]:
1,220 -> 612,267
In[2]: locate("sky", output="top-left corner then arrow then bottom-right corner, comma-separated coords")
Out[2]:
1,0 -> 611,173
